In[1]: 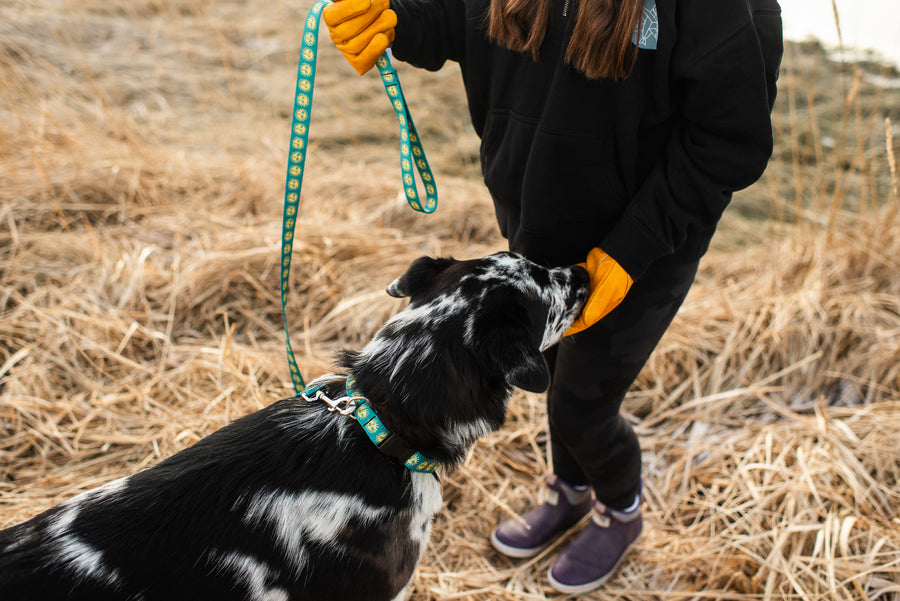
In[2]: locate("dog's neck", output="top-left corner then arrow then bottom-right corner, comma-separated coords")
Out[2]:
334,347 -> 511,468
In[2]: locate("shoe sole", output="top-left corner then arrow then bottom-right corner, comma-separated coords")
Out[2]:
489,529 -> 546,559
546,545 -> 634,594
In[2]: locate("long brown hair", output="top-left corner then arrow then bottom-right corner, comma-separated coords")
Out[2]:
487,0 -> 646,80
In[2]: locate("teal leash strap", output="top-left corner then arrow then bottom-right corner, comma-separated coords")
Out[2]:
281,0 -> 327,394
281,0 -> 438,394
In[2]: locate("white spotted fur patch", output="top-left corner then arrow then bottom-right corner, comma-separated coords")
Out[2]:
210,551 -> 289,601
241,488 -> 388,573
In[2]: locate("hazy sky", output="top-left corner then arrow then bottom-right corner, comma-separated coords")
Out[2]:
781,0 -> 900,66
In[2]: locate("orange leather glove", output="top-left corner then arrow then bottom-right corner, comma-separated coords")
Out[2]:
564,248 -> 633,336
323,0 -> 397,75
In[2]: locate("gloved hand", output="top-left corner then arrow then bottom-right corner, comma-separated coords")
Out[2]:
323,0 -> 397,75
565,248 -> 633,336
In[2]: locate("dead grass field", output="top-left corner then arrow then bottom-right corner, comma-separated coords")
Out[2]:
1,1 -> 899,599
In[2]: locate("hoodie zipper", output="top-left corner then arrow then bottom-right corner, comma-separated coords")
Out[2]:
562,0 -> 570,16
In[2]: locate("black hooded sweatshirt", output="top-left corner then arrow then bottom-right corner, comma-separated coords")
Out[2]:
390,0 -> 783,278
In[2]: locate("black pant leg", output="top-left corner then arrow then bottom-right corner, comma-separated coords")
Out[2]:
546,233 -> 709,509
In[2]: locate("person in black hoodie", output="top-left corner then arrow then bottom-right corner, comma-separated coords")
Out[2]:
324,0 -> 782,593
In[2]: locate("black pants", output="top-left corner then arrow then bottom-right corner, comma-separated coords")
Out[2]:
543,232 -> 711,510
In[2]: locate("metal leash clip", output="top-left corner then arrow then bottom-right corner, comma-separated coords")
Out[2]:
300,388 -> 362,416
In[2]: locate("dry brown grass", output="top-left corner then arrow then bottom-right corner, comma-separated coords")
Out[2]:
1,1 -> 899,599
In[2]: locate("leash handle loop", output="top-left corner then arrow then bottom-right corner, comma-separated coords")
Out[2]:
281,0 -> 438,394
376,49 -> 438,214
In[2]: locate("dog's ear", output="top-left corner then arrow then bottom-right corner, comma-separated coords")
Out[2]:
498,339 -> 550,393
387,256 -> 456,298
479,303 -> 550,393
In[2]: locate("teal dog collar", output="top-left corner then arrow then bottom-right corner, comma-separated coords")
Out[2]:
301,376 -> 438,474
347,375 -> 438,474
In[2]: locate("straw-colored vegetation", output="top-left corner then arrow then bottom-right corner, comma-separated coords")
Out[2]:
1,1 -> 898,599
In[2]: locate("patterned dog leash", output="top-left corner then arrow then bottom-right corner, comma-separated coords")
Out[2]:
280,0 -> 438,393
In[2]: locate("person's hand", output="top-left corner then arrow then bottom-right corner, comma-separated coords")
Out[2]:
565,248 -> 633,336
323,0 -> 396,75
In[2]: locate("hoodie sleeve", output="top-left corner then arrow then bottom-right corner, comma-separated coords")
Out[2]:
389,0 -> 468,71
601,0 -> 783,279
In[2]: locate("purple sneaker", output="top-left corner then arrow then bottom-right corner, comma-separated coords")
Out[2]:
490,474 -> 592,558
547,498 -> 643,593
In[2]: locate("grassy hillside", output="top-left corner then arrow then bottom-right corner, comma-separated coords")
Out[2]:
1,1 -> 898,598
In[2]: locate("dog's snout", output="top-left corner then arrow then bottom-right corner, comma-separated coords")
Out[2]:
558,265 -> 590,308
548,265 -> 590,309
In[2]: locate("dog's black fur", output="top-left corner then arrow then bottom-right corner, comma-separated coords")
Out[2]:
0,251 -> 588,601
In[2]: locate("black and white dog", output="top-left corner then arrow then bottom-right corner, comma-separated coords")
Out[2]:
0,251 -> 588,601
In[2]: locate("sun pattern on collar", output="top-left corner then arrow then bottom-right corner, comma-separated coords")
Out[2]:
346,375 -> 438,474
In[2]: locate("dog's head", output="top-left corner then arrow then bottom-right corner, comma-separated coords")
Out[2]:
344,252 -> 588,464
383,251 -> 589,393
